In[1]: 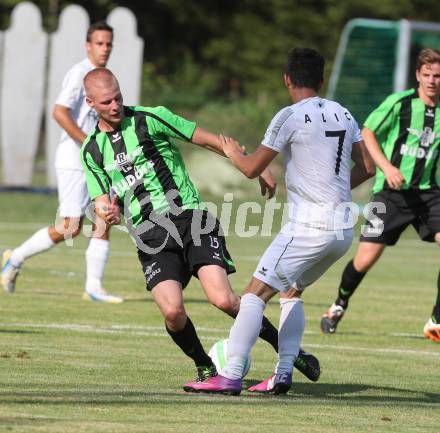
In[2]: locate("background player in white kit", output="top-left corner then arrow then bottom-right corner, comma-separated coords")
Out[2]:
184,47 -> 374,395
1,21 -> 123,303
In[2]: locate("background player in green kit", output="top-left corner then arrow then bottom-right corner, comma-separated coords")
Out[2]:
321,48 -> 440,342
80,67 -> 321,387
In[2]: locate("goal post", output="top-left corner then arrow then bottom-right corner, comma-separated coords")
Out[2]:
327,18 -> 440,123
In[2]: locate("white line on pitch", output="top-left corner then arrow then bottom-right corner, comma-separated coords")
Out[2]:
391,332 -> 423,338
304,343 -> 439,357
0,322 -> 438,358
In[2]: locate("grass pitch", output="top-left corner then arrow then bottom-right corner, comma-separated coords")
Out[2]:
0,191 -> 439,433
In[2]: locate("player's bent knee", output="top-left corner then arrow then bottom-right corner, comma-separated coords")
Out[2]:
211,295 -> 239,315
57,226 -> 81,239
91,222 -> 111,240
71,227 -> 82,238
50,225 -> 82,242
207,291 -> 235,311
52,217 -> 83,240
162,306 -> 186,324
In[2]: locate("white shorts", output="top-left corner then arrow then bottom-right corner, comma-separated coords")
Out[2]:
56,168 -> 90,218
253,223 -> 353,292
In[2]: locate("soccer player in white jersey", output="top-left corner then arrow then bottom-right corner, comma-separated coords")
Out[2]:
1,22 -> 123,303
184,47 -> 375,395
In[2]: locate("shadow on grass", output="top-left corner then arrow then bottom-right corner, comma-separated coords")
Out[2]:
0,382 -> 438,407
242,380 -> 440,404
0,329 -> 39,334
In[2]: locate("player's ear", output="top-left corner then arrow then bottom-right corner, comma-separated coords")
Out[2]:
85,96 -> 94,108
415,68 -> 421,83
284,74 -> 292,88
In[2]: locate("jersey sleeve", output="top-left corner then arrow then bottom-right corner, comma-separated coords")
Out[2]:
261,107 -> 295,152
144,106 -> 197,141
55,66 -> 84,109
350,115 -> 362,143
81,136 -> 110,199
363,94 -> 398,137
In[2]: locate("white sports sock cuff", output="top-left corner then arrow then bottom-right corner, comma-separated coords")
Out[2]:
241,293 -> 266,309
279,297 -> 303,307
87,238 -> 109,253
86,239 -> 110,261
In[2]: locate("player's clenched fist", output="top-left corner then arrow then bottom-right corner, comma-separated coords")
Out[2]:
95,195 -> 120,225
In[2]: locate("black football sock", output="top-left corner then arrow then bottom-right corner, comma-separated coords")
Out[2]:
259,315 -> 279,352
335,259 -> 366,309
166,317 -> 212,367
432,270 -> 440,323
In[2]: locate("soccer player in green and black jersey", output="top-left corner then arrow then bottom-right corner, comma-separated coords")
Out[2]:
80,68 -> 322,388
321,48 -> 440,342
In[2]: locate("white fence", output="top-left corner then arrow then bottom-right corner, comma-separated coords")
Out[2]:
0,2 -> 144,188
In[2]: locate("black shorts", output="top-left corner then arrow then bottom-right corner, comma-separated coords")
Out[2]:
360,188 -> 440,245
136,209 -> 236,290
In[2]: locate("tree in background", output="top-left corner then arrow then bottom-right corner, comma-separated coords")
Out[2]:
1,0 -> 440,107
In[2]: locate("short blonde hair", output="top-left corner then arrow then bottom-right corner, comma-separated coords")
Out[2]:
416,48 -> 440,71
83,67 -> 119,98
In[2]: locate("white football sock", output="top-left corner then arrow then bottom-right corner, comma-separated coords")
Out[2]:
223,293 -> 266,380
85,238 -> 109,293
276,298 -> 305,375
10,227 -> 55,267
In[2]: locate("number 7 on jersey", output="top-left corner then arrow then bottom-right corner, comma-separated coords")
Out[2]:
325,130 -> 346,175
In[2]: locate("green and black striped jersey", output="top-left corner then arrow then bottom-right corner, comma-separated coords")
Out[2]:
364,88 -> 440,193
81,105 -> 203,227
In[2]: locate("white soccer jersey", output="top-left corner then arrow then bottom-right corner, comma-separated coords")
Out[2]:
262,96 -> 362,230
54,58 -> 98,170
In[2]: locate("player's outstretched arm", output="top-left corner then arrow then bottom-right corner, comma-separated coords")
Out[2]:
220,135 -> 278,179
53,104 -> 88,144
191,127 -> 277,198
350,140 -> 375,189
190,127 -> 229,156
362,127 -> 404,189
